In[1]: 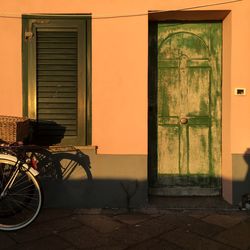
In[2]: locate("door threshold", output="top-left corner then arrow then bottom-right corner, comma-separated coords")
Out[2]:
147,195 -> 236,210
149,186 -> 220,196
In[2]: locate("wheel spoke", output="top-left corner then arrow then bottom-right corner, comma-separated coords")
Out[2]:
10,173 -> 29,188
0,161 -> 42,231
10,183 -> 35,193
6,197 -> 38,211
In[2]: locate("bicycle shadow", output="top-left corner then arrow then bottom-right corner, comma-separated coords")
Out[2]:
24,146 -> 92,180
27,119 -> 92,181
53,149 -> 92,181
23,145 -> 93,207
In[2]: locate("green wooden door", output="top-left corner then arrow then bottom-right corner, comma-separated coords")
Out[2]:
157,23 -> 222,195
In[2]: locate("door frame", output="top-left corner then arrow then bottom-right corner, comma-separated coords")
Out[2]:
148,10 -> 232,199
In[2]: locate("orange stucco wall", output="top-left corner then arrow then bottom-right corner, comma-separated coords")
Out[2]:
0,18 -> 22,116
0,0 -> 248,154
222,12 -> 233,203
0,0 -> 250,203
92,15 -> 148,155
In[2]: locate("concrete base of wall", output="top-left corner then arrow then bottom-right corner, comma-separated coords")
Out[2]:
37,147 -> 148,208
36,147 -> 250,208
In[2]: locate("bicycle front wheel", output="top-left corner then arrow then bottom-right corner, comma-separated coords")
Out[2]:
0,159 -> 42,231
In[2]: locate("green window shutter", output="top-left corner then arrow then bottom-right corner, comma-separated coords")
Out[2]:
22,16 -> 91,146
36,30 -> 78,143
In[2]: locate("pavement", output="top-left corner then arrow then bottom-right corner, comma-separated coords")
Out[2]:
1,197 -> 250,250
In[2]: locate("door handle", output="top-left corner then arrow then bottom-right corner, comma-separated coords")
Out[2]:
180,117 -> 188,124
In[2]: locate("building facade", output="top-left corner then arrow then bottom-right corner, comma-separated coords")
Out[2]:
0,0 -> 249,207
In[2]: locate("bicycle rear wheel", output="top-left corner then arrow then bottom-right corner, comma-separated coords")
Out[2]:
0,159 -> 42,231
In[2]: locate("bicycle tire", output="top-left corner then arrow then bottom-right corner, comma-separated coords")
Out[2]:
0,158 -> 42,231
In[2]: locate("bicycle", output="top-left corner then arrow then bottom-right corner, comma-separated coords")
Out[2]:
0,143 -> 42,231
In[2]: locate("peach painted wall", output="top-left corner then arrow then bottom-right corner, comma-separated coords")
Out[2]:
0,18 -> 22,116
222,13 -> 232,203
0,0 -> 249,159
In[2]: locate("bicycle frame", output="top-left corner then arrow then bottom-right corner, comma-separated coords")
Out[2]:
0,154 -> 39,176
0,153 -> 39,199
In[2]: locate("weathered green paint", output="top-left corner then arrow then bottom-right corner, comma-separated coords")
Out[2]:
157,23 -> 222,195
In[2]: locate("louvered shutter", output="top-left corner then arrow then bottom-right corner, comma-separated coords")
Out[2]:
23,17 -> 91,146
36,30 -> 78,144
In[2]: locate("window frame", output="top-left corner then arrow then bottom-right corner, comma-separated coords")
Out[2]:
22,15 -> 92,145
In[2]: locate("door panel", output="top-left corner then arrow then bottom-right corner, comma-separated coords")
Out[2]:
189,126 -> 209,174
188,68 -> 210,116
158,126 -> 180,174
157,23 -> 222,195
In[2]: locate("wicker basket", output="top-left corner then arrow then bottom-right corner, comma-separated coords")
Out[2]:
0,116 -> 30,144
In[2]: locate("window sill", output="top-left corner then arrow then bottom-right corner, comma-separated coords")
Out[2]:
48,145 -> 98,153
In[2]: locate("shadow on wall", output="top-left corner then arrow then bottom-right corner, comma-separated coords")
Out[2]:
24,120 -> 147,208
30,120 -> 66,146
243,149 -> 250,180
231,148 -> 250,206
24,146 -> 92,181
25,146 -> 147,209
